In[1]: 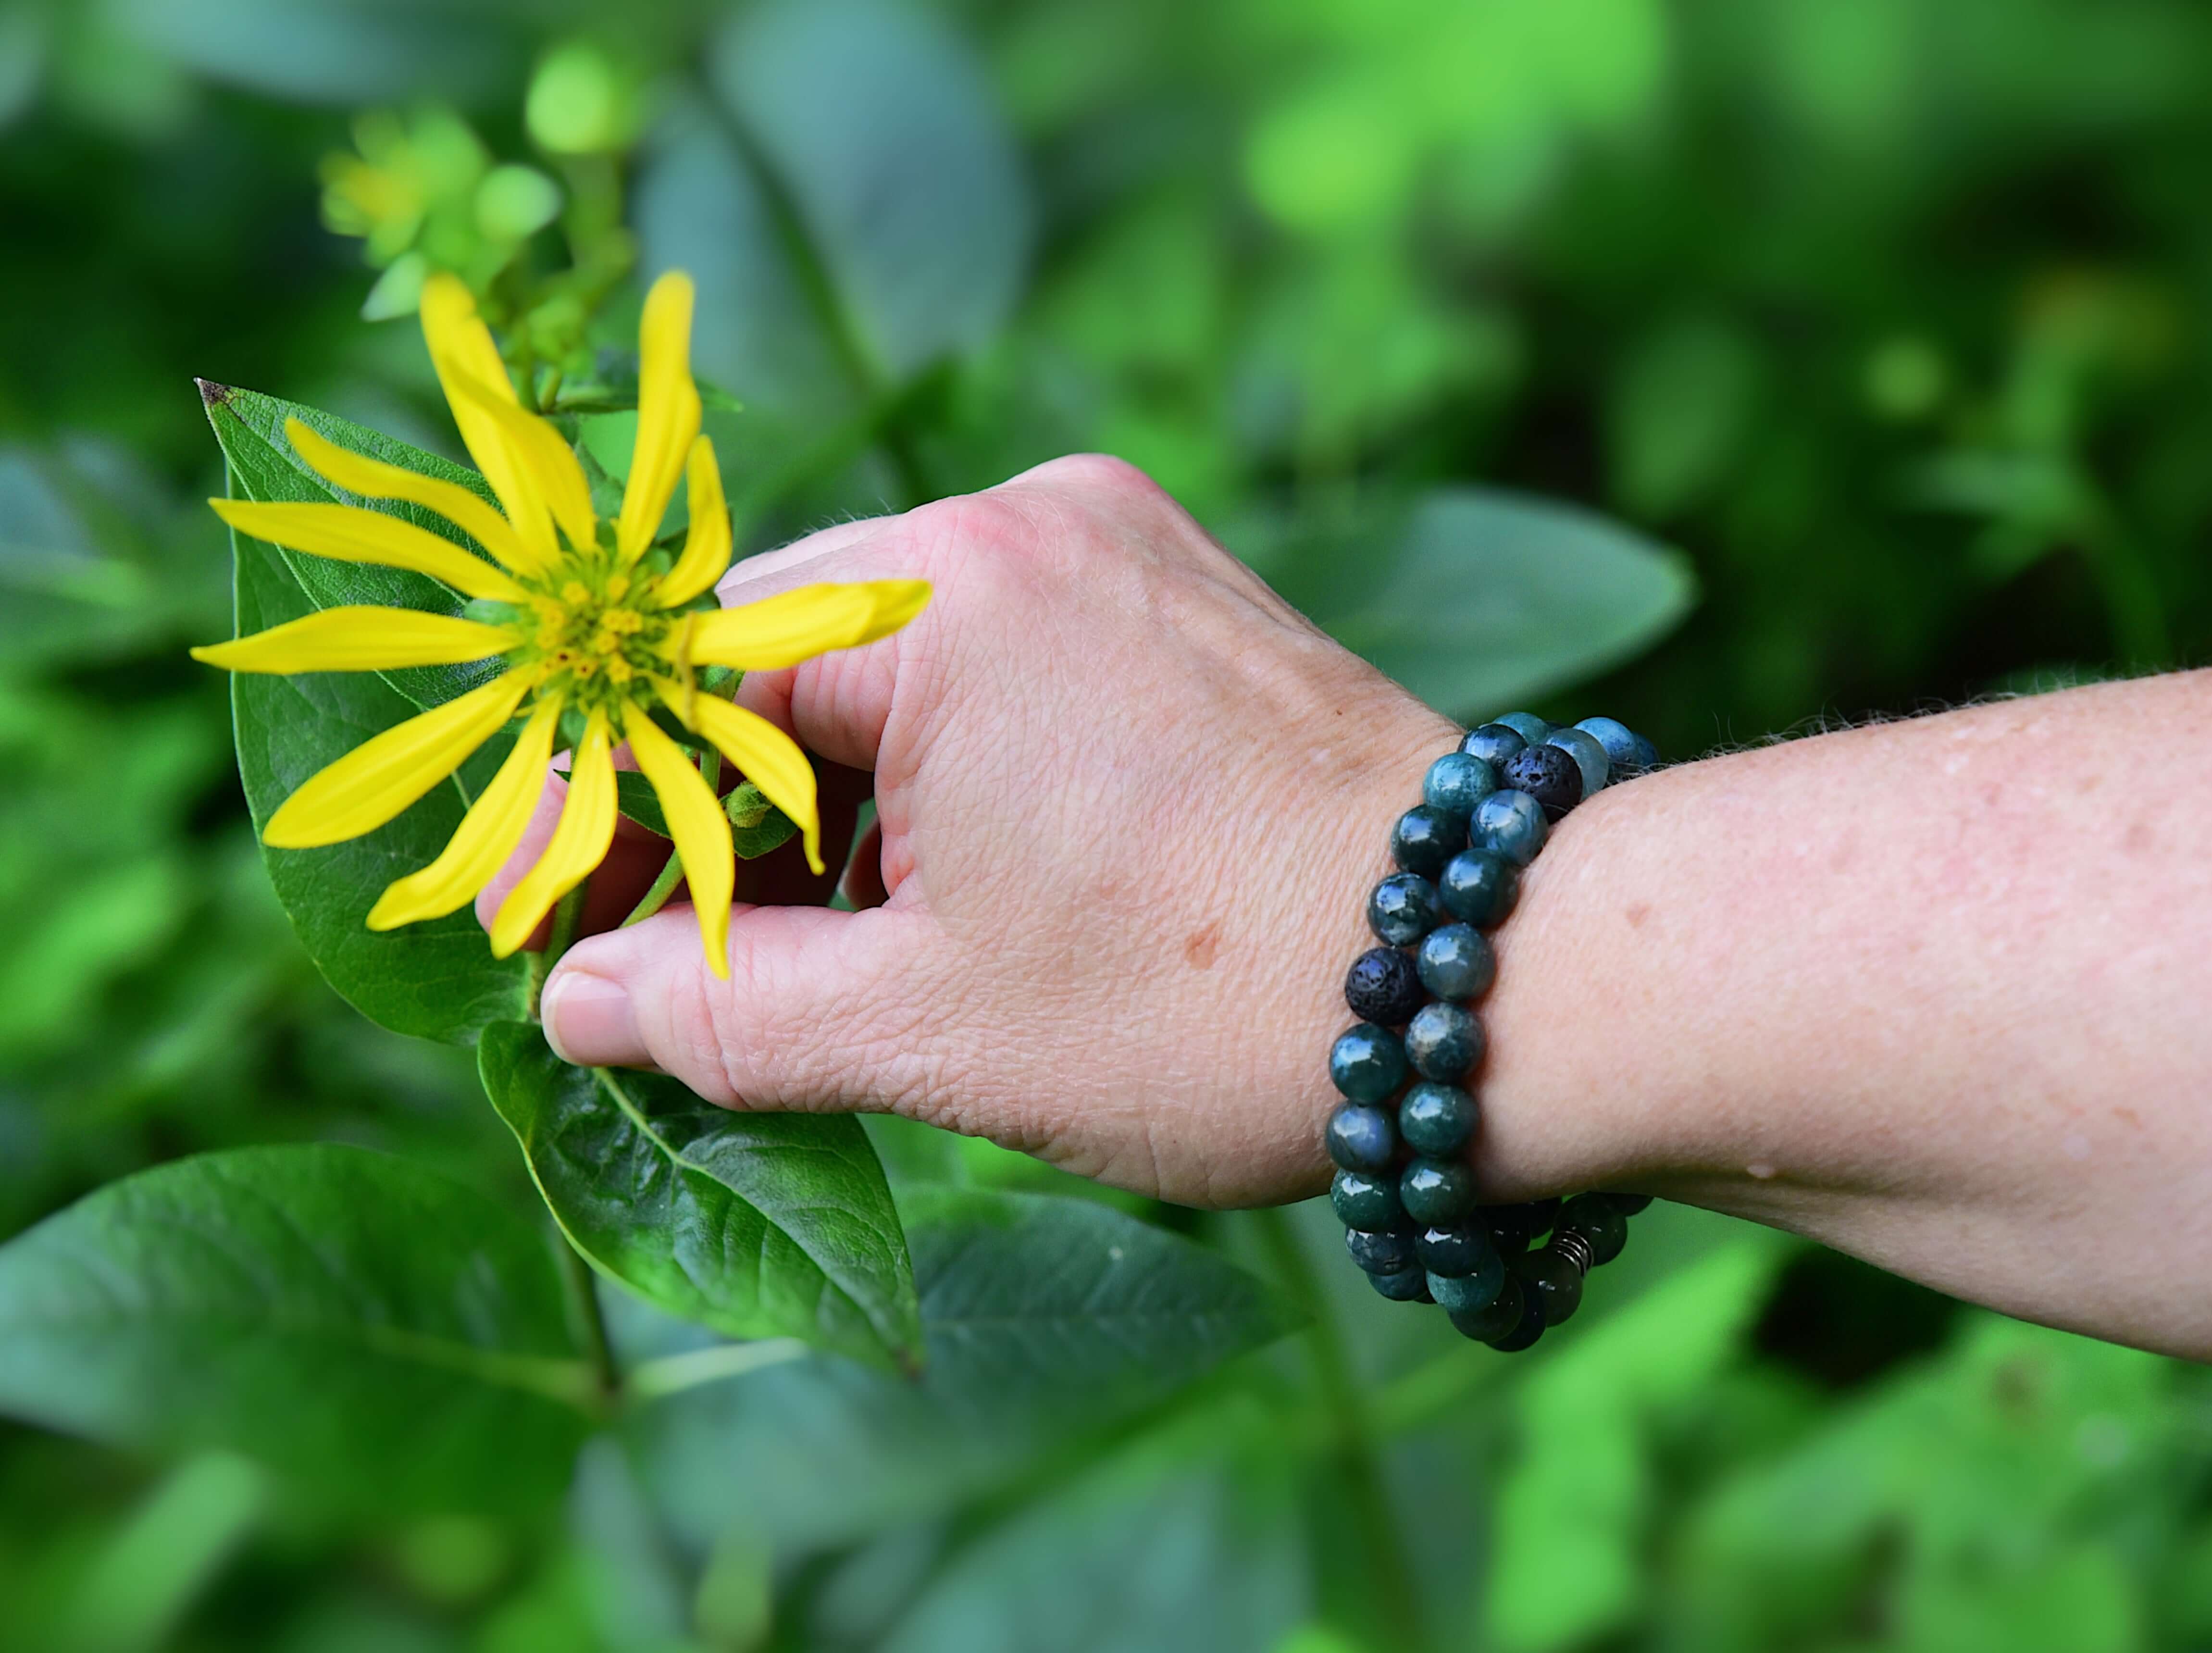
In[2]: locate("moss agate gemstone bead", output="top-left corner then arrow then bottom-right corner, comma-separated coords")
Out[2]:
1414,1222 -> 1487,1276
1390,806 -> 1460,879
1400,1156 -> 1478,1224
1404,1001 -> 1483,1082
1417,923 -> 1495,1000
1513,1243 -> 1585,1325
1544,727 -> 1610,798
1367,872 -> 1442,945
1484,1197 -> 1561,1254
1494,711 -> 1552,745
1461,724 -> 1526,768
1344,947 -> 1424,1026
1325,1104 -> 1396,1174
1330,1168 -> 1403,1230
1369,1265 -> 1432,1302
1573,717 -> 1646,777
1602,1191 -> 1654,1216
1422,752 -> 1496,821
1500,746 -> 1582,822
1471,790 -> 1548,865
1439,849 -> 1519,928
1448,1272 -> 1524,1342
1426,1245 -> 1504,1313
1344,1225 -> 1417,1276
1329,1023 -> 1408,1102
1399,1082 -> 1477,1156
1487,1276 -> 1548,1350
1557,1193 -> 1628,1265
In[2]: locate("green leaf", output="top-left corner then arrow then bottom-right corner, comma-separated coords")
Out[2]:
0,1144 -> 591,1516
231,534 -> 529,1044
477,1021 -> 920,1370
612,771 -> 670,838
199,380 -> 510,713
631,1188 -> 1300,1556
1246,485 -> 1698,720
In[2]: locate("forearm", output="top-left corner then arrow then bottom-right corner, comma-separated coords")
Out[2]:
1476,671 -> 2212,1357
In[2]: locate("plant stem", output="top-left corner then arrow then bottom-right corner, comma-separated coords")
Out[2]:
622,853 -> 686,929
526,878 -> 593,1019
1250,1206 -> 1428,1653
555,1229 -> 620,1412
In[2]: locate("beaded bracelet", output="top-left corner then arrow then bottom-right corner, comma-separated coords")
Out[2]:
1326,711 -> 1659,1350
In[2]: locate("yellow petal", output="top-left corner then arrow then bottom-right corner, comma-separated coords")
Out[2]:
419,273 -> 556,566
442,366 -> 599,557
264,672 -> 529,848
617,272 -> 702,563
210,498 -> 526,603
366,694 -> 563,930
683,581 -> 931,671
191,607 -> 516,674
491,710 -> 619,956
284,417 -> 539,574
653,435 -> 731,609
622,704 -> 734,978
685,694 -> 822,875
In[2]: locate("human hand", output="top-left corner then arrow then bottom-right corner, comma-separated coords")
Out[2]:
526,456 -> 1456,1207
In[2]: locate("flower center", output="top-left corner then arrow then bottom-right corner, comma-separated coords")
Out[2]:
513,557 -> 671,714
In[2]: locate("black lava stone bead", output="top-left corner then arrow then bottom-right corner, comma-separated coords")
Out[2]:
1558,1193 -> 1628,1265
1438,849 -> 1518,929
1344,946 -> 1425,1027
1513,1243 -> 1586,1326
1399,1082 -> 1477,1156
1330,1168 -> 1403,1230
1414,1221 -> 1490,1277
1448,1271 -> 1525,1342
1368,1265 -> 1432,1302
1390,806 -> 1461,879
1404,1001 -> 1483,1082
1459,724 -> 1526,769
1501,744 -> 1583,821
1344,1226 -> 1417,1276
1367,872 -> 1443,945
1325,1104 -> 1396,1174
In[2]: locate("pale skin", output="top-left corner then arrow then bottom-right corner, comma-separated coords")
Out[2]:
485,455 -> 2212,1363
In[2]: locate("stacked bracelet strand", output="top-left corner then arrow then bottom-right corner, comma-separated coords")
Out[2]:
1326,712 -> 1659,1350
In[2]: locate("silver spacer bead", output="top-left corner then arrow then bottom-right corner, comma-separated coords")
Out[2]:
1551,1228 -> 1594,1276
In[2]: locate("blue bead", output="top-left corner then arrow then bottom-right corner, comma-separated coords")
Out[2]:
1427,1247 -> 1504,1312
1414,1222 -> 1488,1276
1399,1082 -> 1477,1156
1405,1001 -> 1483,1082
1460,724 -> 1526,768
1421,752 -> 1496,822
1367,872 -> 1442,945
1390,806 -> 1461,879
1344,1225 -> 1417,1275
1368,1265 -> 1431,1302
1544,727 -> 1610,797
1573,717 -> 1643,775
1401,1156 -> 1478,1223
1329,1024 -> 1408,1102
1447,1272 -> 1523,1342
1494,712 -> 1553,745
1417,923 -> 1494,1000
1630,733 -> 1660,773
1471,790 -> 1547,865
1330,1168 -> 1403,1230
1325,1104 -> 1396,1173
1439,849 -> 1519,928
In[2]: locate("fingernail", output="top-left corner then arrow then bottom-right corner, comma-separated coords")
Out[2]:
541,970 -> 635,1066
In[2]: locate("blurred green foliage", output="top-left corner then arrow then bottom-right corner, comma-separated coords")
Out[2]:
3,0 -> 2212,1649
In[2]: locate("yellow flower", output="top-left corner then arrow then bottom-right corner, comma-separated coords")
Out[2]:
192,271 -> 927,978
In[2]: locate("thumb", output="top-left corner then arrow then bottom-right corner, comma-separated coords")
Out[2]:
538,901 -> 948,1115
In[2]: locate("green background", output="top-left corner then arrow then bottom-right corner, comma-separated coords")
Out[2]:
4,0 -> 2211,1648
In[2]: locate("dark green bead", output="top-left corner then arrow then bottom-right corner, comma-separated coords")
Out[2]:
1448,1272 -> 1524,1342
1513,1243 -> 1585,1326
1399,1082 -> 1477,1156
1345,1226 -> 1417,1275
1400,1156 -> 1478,1224
1558,1193 -> 1628,1264
1471,789 -> 1548,865
1545,727 -> 1610,798
1405,1001 -> 1482,1082
1417,923 -> 1494,1001
1325,1104 -> 1396,1174
1390,806 -> 1460,879
1494,712 -> 1552,745
1486,1276 -> 1547,1350
1329,1023 -> 1408,1102
1602,1191 -> 1653,1216
1422,752 -> 1496,821
1483,1197 -> 1560,1253
1426,1246 -> 1503,1313
1460,724 -> 1525,768
1367,872 -> 1443,945
1438,849 -> 1518,928
1330,1168 -> 1403,1230
1369,1265 -> 1431,1302
1414,1222 -> 1487,1276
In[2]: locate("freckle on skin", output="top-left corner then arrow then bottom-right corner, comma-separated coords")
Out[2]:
1625,903 -> 1650,929
2115,1106 -> 2143,1129
1183,924 -> 1221,969
2125,820 -> 2154,854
